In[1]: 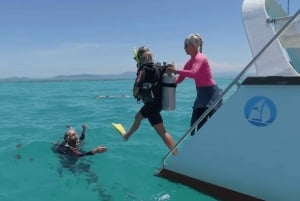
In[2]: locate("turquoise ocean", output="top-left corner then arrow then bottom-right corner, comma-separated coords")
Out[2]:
0,78 -> 232,201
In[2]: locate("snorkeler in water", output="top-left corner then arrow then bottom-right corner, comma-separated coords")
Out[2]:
95,94 -> 130,99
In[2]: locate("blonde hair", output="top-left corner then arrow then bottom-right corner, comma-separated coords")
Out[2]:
185,34 -> 203,52
137,46 -> 153,64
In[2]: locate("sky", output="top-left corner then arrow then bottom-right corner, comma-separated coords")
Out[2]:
0,0 -> 299,79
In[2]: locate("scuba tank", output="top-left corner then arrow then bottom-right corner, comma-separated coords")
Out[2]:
162,65 -> 177,110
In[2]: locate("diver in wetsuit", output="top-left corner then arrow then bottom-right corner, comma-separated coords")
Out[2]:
52,124 -> 107,158
52,124 -> 111,200
52,124 -> 107,174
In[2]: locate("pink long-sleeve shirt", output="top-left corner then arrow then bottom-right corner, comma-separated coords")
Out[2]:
176,52 -> 216,87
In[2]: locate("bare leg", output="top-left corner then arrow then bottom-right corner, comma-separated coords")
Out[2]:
123,112 -> 144,141
153,123 -> 177,155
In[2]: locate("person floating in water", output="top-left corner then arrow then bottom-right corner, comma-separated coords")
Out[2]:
52,123 -> 107,158
52,124 -> 111,200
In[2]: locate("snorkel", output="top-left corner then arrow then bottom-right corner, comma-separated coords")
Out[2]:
133,47 -> 140,65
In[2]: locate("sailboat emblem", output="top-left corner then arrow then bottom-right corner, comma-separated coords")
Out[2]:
244,96 -> 277,127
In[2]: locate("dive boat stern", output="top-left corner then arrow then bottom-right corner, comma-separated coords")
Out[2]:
158,0 -> 300,200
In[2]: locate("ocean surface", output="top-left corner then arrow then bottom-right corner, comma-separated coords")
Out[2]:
0,78 -> 233,201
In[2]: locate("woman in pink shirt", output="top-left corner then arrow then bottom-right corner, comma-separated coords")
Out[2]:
167,34 -> 222,135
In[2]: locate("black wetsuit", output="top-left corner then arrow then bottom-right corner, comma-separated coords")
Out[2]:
52,132 -> 96,176
52,129 -> 110,200
52,132 -> 94,158
135,63 -> 163,126
52,143 -> 94,157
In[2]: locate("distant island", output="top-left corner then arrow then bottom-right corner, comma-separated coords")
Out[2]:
0,71 -> 238,82
0,72 -> 136,82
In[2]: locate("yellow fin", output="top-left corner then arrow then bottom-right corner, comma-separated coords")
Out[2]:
112,123 -> 126,136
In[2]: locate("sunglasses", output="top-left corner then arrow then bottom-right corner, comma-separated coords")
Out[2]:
184,42 -> 192,49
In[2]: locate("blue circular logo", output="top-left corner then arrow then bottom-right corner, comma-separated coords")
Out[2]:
244,96 -> 277,127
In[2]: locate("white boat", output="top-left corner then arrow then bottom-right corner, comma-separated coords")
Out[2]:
157,0 -> 300,200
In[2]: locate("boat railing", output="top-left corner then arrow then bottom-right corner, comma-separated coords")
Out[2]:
266,16 -> 291,23
161,9 -> 300,167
